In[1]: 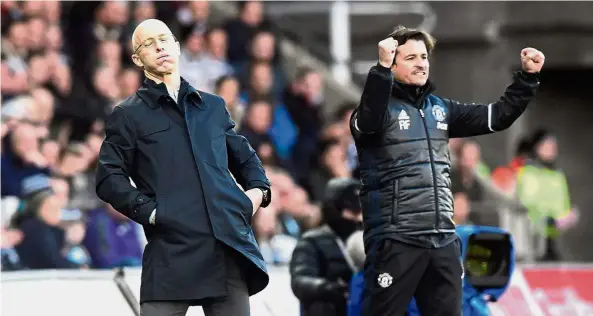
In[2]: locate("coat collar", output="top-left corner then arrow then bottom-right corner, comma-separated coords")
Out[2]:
391,79 -> 435,107
136,77 -> 202,109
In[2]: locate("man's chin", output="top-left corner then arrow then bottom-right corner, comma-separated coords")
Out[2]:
413,78 -> 428,86
156,64 -> 177,74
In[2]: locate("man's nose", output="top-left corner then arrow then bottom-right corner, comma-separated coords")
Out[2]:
155,41 -> 165,51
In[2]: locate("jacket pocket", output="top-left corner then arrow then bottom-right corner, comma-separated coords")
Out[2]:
391,179 -> 400,225
137,120 -> 170,139
238,211 -> 252,236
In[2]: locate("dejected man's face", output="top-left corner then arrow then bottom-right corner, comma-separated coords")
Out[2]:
132,20 -> 180,77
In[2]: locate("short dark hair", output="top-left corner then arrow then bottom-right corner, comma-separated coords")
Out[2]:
388,25 -> 437,56
214,75 -> 237,93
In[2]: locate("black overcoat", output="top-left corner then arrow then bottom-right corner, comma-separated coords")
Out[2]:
96,79 -> 271,303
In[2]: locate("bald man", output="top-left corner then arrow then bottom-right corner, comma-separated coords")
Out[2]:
95,19 -> 272,316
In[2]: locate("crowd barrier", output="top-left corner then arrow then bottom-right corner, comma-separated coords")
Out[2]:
1,264 -> 591,316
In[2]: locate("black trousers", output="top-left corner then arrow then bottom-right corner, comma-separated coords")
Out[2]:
361,239 -> 463,316
140,246 -> 250,316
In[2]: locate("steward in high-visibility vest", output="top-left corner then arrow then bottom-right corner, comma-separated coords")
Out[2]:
515,129 -> 573,261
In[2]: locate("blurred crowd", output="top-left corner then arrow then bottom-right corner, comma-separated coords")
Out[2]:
0,0 -> 578,271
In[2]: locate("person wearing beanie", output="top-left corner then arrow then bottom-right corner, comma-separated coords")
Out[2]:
515,128 -> 578,261
289,178 -> 363,316
12,177 -> 78,270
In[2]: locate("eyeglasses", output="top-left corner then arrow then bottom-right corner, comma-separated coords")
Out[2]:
19,118 -> 47,127
134,33 -> 177,54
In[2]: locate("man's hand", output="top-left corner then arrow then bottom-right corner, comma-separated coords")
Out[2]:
245,188 -> 263,214
521,48 -> 545,73
378,38 -> 398,68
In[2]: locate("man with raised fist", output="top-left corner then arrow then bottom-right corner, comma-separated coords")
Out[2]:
349,25 -> 544,316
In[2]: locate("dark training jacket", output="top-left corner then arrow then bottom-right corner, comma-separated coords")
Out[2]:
350,64 -> 539,248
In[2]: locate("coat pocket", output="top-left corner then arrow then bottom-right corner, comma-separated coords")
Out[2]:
238,211 -> 252,236
137,119 -> 170,139
391,179 -> 400,225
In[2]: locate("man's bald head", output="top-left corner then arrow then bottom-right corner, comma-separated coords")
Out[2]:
130,19 -> 180,78
132,19 -> 172,51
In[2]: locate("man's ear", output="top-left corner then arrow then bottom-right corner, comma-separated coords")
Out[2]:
131,54 -> 143,68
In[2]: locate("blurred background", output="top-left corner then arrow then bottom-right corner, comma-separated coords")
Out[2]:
1,1 -> 592,315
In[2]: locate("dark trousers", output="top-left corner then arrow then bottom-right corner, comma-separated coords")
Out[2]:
362,239 -> 463,316
140,247 -> 250,316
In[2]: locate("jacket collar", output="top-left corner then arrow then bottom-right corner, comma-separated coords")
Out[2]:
391,79 -> 435,107
136,77 -> 202,109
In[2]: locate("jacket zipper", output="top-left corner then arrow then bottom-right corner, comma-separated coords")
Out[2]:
418,108 -> 440,230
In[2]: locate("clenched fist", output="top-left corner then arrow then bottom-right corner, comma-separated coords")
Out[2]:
521,48 -> 545,73
378,38 -> 398,68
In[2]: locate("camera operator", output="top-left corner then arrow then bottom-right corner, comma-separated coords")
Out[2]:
289,178 -> 362,316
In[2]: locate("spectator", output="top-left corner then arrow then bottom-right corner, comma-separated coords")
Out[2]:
177,0 -> 210,41
21,1 -> 44,18
224,0 -> 275,65
57,142 -> 103,212
206,26 -> 229,62
241,61 -> 277,103
186,26 -> 234,93
238,99 -> 274,152
96,39 -> 123,72
60,209 -> 92,268
215,75 -> 246,130
27,53 -> 52,90
42,1 -> 61,26
235,30 -> 285,99
179,29 -> 210,91
83,203 -> 144,269
255,168 -> 320,264
26,16 -> 48,53
63,66 -> 119,141
452,140 -> 528,227
1,21 -> 29,98
1,97 -> 51,197
129,1 -> 156,31
118,67 -> 142,99
282,67 -> 325,187
451,140 -> 486,202
12,175 -> 79,270
308,138 -> 351,202
66,1 -> 129,84
1,93 -> 33,142
1,2 -> 25,33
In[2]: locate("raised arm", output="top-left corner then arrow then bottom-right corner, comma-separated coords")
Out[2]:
354,38 -> 398,133
448,48 -> 544,138
95,107 -> 156,226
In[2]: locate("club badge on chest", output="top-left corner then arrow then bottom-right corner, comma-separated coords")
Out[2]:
433,104 -> 448,131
